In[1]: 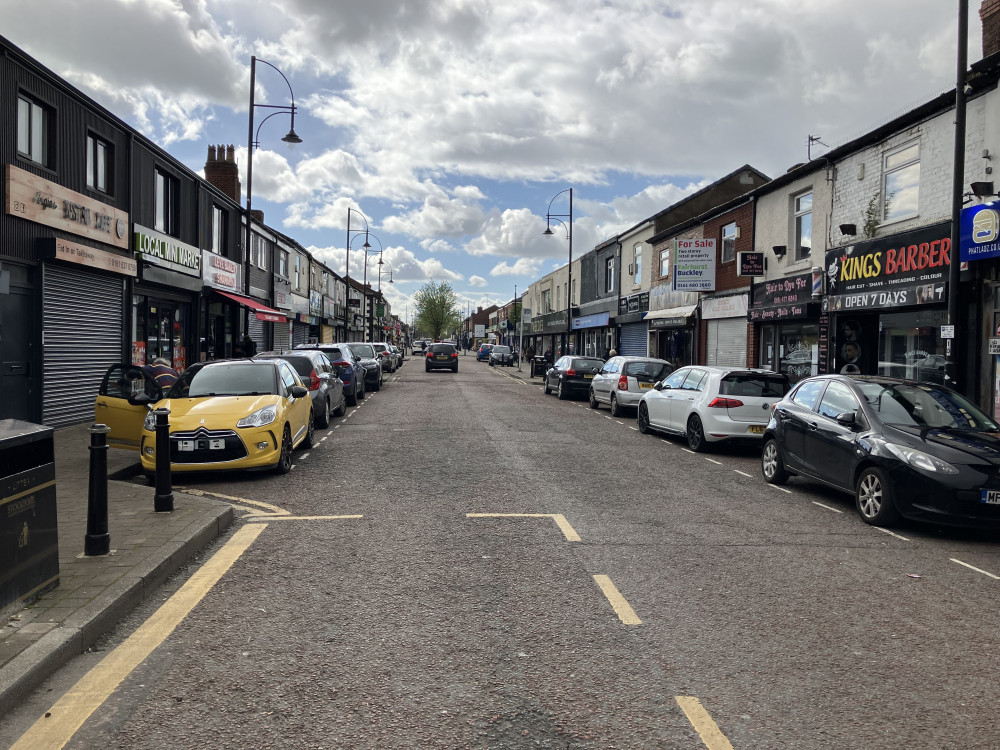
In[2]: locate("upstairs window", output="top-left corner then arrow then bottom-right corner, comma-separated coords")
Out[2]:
633,244 -> 642,285
605,257 -> 615,293
883,143 -> 920,223
542,289 -> 551,314
154,168 -> 179,236
659,246 -> 671,278
86,134 -> 112,194
794,192 -> 812,261
722,223 -> 737,263
294,255 -> 301,288
212,205 -> 225,254
279,250 -> 289,278
17,94 -> 51,167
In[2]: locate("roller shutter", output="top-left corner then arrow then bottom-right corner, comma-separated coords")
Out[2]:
43,264 -> 124,427
706,318 -> 747,368
273,319 -> 291,352
618,323 -> 648,356
248,312 -> 267,352
291,321 -> 309,347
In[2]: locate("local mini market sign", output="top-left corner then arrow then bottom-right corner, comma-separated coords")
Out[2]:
134,224 -> 201,277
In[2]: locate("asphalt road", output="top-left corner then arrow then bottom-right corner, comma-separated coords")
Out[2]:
5,354 -> 1000,749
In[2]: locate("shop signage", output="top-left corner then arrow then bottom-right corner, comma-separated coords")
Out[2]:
824,222 -> 951,308
960,201 -> 1000,261
572,312 -> 610,330
748,272 -> 816,322
309,290 -> 323,316
5,164 -> 129,249
324,296 -> 336,318
673,238 -> 716,292
475,324 -> 485,337
297,313 -> 319,325
40,237 -> 137,276
989,338 -> 1000,355
701,293 -> 748,320
347,298 -> 361,308
618,292 -> 650,315
201,249 -> 241,291
135,225 -> 201,277
738,251 -> 765,277
273,275 -> 292,309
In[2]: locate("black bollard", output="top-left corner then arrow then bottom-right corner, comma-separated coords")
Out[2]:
85,423 -> 111,556
153,407 -> 173,512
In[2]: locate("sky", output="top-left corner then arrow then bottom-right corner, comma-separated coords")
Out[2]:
0,1 -> 984,322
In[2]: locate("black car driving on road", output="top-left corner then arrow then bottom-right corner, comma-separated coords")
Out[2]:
761,374 -> 1000,528
425,342 -> 459,372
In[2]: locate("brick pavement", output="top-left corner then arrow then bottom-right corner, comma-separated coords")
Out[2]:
0,422 -> 234,715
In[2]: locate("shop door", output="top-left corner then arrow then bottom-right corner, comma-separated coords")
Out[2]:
0,284 -> 34,421
146,301 -> 175,363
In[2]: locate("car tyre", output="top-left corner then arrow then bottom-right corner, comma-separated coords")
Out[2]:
543,377 -> 551,395
273,425 -> 293,474
761,438 -> 789,484
855,466 -> 900,526
302,411 -> 316,449
334,394 -> 347,417
452,364 -> 458,373
637,403 -> 652,434
316,397 -> 331,428
557,379 -> 567,400
609,393 -> 623,417
373,374 -> 381,392
346,383 -> 358,406
589,389 -> 599,409
686,414 -> 708,452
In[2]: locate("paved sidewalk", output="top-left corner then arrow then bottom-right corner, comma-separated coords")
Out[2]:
0,422 -> 234,715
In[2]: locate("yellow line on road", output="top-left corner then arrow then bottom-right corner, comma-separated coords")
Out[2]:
11,524 -> 266,750
675,696 -> 734,750
592,575 -> 641,625
466,512 -> 580,541
176,488 -> 289,515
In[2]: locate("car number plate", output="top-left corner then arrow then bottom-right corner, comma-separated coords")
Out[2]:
639,382 -> 652,389
177,440 -> 195,451
981,489 -> 1000,505
584,374 -> 595,379
747,425 -> 766,434
436,355 -> 448,360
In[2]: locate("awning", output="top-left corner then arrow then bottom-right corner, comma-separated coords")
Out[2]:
644,304 -> 697,321
213,290 -> 287,323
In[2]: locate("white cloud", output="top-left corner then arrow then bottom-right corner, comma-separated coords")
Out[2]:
468,275 -> 487,288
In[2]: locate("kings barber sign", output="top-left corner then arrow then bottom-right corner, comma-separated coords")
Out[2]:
824,222 -> 950,309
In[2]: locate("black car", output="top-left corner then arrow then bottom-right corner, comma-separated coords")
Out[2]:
344,342 -> 383,391
256,350 -> 346,428
488,345 -> 516,367
425,342 -> 459,372
543,356 -> 605,400
295,343 -> 365,405
761,374 -> 1000,528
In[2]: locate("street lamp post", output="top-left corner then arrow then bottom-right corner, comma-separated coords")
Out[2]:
245,56 -> 301,331
543,188 -> 573,357
358,232 -> 384,340
344,208 -> 369,340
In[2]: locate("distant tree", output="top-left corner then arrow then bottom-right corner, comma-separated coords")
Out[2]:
413,281 -> 461,340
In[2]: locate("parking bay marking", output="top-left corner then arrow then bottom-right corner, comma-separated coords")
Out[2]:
592,575 -> 642,625
733,469 -> 753,478
467,512 -> 581,542
675,696 -> 735,750
812,501 -> 843,514
951,558 -> 1000,580
875,527 -> 911,542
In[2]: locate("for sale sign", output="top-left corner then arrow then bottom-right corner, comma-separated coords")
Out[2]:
672,238 -> 716,292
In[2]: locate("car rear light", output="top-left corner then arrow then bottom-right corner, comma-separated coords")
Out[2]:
566,368 -> 577,376
426,351 -> 433,357
707,397 -> 744,408
451,352 -> 458,358
617,375 -> 628,390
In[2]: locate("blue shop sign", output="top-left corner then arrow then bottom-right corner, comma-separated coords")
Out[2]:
572,312 -> 610,330
961,201 -> 1000,261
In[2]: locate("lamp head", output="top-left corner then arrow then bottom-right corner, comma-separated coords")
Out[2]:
971,181 -> 995,198
282,128 -> 302,146
542,226 -> 554,236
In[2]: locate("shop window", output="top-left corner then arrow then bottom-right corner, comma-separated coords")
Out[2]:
154,168 -> 179,236
722,223 -> 737,263
877,310 -> 950,385
212,205 -> 226,254
659,246 -> 671,278
794,191 -> 812,261
883,142 -> 920,223
17,94 -> 52,167
86,134 -> 113,194
605,257 -> 615,293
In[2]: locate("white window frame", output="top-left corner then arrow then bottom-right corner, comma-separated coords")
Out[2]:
793,191 -> 812,261
721,223 -> 737,263
633,243 -> 642,286
659,246 -> 671,278
154,168 -> 179,236
883,142 -> 920,223
17,94 -> 49,166
605,257 -> 615,293
212,206 -> 225,255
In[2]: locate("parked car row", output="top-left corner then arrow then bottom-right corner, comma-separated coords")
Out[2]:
94,341 -> 405,479
542,359 -> 1000,530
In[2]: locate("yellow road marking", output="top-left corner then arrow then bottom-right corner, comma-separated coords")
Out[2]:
466,512 -> 580,542
176,488 -> 289,515
12,524 -> 266,750
244,514 -> 363,522
592,575 -> 641,625
675,696 -> 734,750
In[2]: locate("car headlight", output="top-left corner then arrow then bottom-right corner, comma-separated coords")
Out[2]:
884,443 -> 959,474
143,411 -> 157,431
237,405 -> 277,428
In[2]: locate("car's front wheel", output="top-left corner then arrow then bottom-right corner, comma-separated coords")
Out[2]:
637,403 -> 652,434
855,467 -> 900,526
589,389 -> 599,409
761,438 -> 789,484
273,425 -> 293,474
686,414 -> 707,452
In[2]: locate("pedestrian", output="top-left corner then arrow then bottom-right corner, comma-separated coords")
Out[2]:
241,334 -> 257,358
525,343 -> 535,362
144,356 -> 180,390
544,347 -> 552,362
609,348 -> 617,358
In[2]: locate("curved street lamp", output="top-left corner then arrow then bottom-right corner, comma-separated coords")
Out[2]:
245,56 -> 301,304
344,207 -> 369,339
542,187 -> 573,356
358,233 -> 385,340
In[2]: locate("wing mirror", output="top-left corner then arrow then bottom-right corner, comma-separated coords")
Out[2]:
128,392 -> 151,407
291,385 -> 308,399
836,410 -> 858,427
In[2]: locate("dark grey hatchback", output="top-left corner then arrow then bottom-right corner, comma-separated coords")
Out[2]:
425,342 -> 459,372
761,374 -> 1000,528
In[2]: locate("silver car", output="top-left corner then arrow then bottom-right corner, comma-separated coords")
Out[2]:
589,356 -> 674,417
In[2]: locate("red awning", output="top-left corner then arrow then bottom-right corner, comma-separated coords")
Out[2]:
214,290 -> 287,323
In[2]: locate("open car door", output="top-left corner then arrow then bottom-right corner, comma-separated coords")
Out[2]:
93,364 -> 162,449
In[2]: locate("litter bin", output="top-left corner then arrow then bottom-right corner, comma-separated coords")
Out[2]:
0,420 -> 58,614
531,356 -> 549,379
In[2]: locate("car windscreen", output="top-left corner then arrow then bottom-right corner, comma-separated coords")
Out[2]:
493,346 -> 511,354
168,364 -> 277,398
719,373 -> 789,398
856,382 -> 999,430
625,361 -> 673,381
571,358 -> 605,373
348,344 -> 376,359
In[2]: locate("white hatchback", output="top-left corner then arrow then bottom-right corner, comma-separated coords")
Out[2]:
589,356 -> 674,417
637,366 -> 790,451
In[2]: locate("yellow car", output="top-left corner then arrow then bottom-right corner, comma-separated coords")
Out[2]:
94,359 -> 314,476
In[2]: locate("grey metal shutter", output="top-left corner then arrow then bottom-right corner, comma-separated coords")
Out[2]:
43,264 -> 124,427
248,312 -> 266,352
618,323 -> 648,356
273,319 -> 291,352
706,318 -> 747,368
291,321 -> 308,347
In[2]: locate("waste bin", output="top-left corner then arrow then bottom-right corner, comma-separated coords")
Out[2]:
0,420 -> 59,614
531,356 -> 549,379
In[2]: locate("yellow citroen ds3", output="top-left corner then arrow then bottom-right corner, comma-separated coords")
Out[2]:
94,359 -> 314,476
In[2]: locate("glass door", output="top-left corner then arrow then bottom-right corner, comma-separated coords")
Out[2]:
147,301 -> 175,364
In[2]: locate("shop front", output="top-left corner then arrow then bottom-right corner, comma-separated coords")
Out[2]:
616,292 -> 650,357
701,293 -> 749,368
748,271 -> 822,382
645,285 -> 697,367
322,297 -> 337,343
309,290 -> 324,342
531,310 -> 569,359
273,274 -> 293,351
291,293 -> 310,346
824,221 -> 953,383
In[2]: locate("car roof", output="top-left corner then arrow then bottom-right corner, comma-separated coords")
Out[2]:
613,356 -> 671,363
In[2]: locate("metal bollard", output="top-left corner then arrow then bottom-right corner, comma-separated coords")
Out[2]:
85,423 -> 111,556
153,407 -> 173,512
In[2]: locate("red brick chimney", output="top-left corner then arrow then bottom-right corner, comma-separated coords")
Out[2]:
204,144 -> 241,204
983,0 -> 1000,58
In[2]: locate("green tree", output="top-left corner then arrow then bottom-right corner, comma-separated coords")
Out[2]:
413,281 -> 461,340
